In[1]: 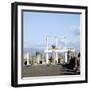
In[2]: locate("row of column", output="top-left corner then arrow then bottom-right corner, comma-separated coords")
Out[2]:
45,36 -> 68,64
26,36 -> 68,65
26,51 -> 67,65
45,51 -> 67,64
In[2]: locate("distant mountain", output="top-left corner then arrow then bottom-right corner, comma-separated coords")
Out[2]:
23,47 -> 80,57
24,48 -> 44,56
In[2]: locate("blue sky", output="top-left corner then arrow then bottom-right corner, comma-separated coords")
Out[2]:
23,11 -> 80,51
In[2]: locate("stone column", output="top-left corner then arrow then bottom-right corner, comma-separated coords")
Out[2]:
64,37 -> 68,63
55,52 -> 58,64
26,53 -> 30,65
46,36 -> 49,64
46,52 -> 49,64
55,37 -> 58,48
65,51 -> 67,63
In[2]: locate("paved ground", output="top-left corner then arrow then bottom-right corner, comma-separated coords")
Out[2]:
22,64 -> 80,77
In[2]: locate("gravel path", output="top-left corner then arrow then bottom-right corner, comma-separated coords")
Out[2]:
22,64 -> 80,77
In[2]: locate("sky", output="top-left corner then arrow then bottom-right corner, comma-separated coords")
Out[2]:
23,11 -> 80,51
